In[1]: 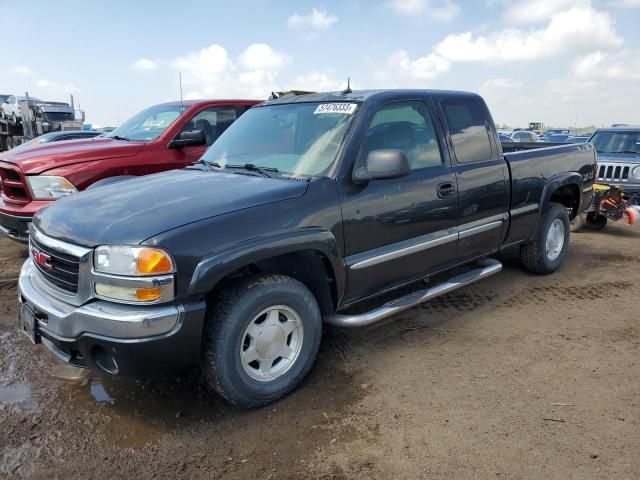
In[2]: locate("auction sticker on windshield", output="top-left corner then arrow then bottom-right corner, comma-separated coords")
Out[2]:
314,103 -> 357,115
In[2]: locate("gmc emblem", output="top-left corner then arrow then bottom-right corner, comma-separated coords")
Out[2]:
32,247 -> 52,270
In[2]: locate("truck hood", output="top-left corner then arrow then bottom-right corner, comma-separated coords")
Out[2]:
597,152 -> 640,163
0,138 -> 145,174
34,168 -> 309,246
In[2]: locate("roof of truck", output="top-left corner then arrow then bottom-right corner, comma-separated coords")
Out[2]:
596,126 -> 640,132
261,89 -> 480,106
153,99 -> 263,108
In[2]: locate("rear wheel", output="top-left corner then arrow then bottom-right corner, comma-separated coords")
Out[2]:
201,274 -> 322,408
520,203 -> 570,274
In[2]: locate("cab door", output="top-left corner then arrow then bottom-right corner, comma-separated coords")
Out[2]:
167,106 -> 245,165
437,96 -> 509,262
339,99 -> 459,303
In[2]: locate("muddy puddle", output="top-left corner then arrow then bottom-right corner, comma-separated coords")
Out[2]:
1,327 -> 367,451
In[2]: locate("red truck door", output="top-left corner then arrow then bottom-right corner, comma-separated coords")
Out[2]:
167,106 -> 247,165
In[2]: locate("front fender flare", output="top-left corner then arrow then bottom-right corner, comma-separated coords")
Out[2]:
187,228 -> 346,302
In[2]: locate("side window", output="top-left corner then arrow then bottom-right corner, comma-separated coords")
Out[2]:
362,101 -> 443,171
181,107 -> 239,146
442,98 -> 493,163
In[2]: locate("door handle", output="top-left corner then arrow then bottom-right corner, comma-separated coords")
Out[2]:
437,183 -> 456,198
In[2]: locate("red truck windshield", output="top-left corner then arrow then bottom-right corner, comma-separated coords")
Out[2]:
105,104 -> 186,141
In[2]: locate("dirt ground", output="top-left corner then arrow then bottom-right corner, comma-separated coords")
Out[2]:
1,222 -> 639,480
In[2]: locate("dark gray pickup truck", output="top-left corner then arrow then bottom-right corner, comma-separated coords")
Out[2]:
18,89 -> 597,407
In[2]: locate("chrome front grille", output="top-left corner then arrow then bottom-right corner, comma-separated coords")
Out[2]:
28,226 -> 93,306
30,236 -> 80,293
597,163 -> 634,183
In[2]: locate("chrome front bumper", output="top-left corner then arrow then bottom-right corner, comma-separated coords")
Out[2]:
19,259 -> 181,339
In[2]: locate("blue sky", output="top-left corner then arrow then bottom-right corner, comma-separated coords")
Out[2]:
2,0 -> 639,128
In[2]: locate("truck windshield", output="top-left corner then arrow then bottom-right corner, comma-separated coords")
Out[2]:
201,102 -> 358,177
43,112 -> 74,121
105,104 -> 185,141
590,131 -> 640,154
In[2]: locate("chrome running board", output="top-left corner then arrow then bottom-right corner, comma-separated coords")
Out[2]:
324,258 -> 502,328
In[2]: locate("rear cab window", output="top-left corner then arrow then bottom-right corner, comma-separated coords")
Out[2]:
441,98 -> 494,163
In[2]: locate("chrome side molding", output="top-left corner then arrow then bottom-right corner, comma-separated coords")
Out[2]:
324,258 -> 502,328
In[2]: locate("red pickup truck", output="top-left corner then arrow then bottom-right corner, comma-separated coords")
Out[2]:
0,99 -> 260,241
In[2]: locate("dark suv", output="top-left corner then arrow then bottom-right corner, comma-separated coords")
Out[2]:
590,127 -> 640,194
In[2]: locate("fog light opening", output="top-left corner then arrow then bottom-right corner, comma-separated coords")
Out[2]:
91,346 -> 119,375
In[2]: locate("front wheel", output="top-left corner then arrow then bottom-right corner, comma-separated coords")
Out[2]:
201,274 -> 322,408
520,203 -> 570,274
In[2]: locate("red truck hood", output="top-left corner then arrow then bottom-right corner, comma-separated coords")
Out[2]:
0,138 -> 146,174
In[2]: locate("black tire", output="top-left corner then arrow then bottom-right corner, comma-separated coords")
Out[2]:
520,203 -> 570,275
86,175 -> 136,190
201,274 -> 322,408
570,213 -> 585,232
584,212 -> 608,231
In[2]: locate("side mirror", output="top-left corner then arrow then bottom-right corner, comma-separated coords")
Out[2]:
353,149 -> 411,183
169,129 -> 206,148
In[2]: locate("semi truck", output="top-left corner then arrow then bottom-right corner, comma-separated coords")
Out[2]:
0,93 -> 84,152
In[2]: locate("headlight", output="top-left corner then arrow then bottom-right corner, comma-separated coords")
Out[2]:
27,176 -> 77,199
94,246 -> 174,276
93,246 -> 175,303
632,166 -> 640,180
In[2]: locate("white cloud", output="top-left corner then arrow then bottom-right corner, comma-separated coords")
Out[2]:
170,43 -> 289,99
571,50 -> 640,80
130,58 -> 158,71
31,78 -> 79,96
292,71 -> 347,91
386,0 -> 427,14
374,50 -> 451,87
435,7 -> 622,62
12,65 -> 32,76
615,0 -> 640,6
386,0 -> 460,19
173,44 -> 234,83
431,0 -> 460,20
287,8 -> 337,31
501,0 -> 589,24
239,44 -> 288,70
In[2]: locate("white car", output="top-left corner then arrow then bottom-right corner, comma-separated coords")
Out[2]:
511,130 -> 539,142
1,95 -> 42,124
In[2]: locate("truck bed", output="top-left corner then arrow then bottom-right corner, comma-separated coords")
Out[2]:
503,142 -> 597,245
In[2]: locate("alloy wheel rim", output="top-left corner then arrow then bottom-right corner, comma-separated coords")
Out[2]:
545,218 -> 565,261
240,305 -> 304,382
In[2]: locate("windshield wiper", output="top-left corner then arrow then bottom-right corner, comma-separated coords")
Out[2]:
226,163 -> 278,178
110,135 -> 131,141
599,150 -> 640,154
